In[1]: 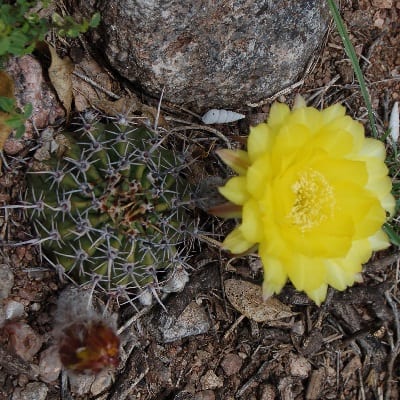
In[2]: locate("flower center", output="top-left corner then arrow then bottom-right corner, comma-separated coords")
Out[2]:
287,169 -> 334,232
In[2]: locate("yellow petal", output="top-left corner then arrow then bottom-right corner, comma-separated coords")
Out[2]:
363,158 -> 391,195
285,256 -> 327,292
346,239 -> 373,265
270,123 -> 313,169
292,94 -> 307,109
323,115 -> 365,153
380,192 -> 396,216
368,229 -> 391,251
308,129 -> 354,157
290,107 -> 324,134
315,157 -> 368,187
325,238 -> 371,291
240,199 -> 264,243
333,182 -> 386,238
358,137 -> 386,160
321,103 -> 346,123
306,284 -> 328,306
246,156 -> 272,199
283,225 -> 353,258
218,176 -> 249,205
259,247 -> 288,297
326,258 -> 362,291
223,227 -> 255,254
216,149 -> 250,175
267,102 -> 291,130
247,123 -> 274,162
353,201 -> 386,239
367,175 -> 392,198
326,261 -> 351,291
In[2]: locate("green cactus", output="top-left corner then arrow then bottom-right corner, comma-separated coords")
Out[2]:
23,112 -> 193,303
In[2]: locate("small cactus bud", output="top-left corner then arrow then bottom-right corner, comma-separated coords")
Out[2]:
58,320 -> 119,373
54,286 -> 120,374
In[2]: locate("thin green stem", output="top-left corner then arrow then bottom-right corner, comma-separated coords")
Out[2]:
327,0 -> 378,138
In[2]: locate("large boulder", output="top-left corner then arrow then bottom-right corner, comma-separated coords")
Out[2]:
69,1 -> 330,111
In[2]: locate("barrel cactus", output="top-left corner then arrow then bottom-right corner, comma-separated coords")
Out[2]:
24,112 -> 193,303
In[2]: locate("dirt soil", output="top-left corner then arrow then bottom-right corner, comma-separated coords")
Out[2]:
1,1 -> 400,399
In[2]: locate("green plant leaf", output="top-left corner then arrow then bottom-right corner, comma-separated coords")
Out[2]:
326,0 -> 379,138
90,13 -> 101,27
383,223 -> 400,247
0,37 -> 10,55
5,114 -> 24,128
0,96 -> 15,113
23,102 -> 33,118
14,123 -> 26,138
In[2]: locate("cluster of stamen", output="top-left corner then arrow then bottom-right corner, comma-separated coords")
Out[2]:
287,169 -> 335,232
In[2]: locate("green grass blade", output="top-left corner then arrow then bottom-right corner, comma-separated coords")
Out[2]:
327,0 -> 378,138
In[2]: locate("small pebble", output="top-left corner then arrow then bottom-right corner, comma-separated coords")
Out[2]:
200,370 -> 223,390
3,139 -> 24,155
30,303 -> 41,312
39,345 -> 62,383
162,266 -> 189,293
18,382 -> 48,400
289,354 -> 311,379
162,301 -> 210,343
68,372 -> 95,396
91,370 -> 114,396
4,321 -> 43,361
220,353 -> 243,376
5,300 -> 25,320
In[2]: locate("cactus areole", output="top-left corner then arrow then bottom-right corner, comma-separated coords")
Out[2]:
25,115 -> 192,301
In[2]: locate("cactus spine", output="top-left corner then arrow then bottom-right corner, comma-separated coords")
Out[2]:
25,113 -> 192,302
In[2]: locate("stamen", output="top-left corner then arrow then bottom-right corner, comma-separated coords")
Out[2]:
287,169 -> 335,232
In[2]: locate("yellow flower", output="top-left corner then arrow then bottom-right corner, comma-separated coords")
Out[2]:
216,101 -> 395,305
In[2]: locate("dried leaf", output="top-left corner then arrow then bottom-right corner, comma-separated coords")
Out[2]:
0,71 -> 15,163
72,56 -> 115,111
224,279 -> 296,322
0,70 -> 14,98
48,45 -> 74,120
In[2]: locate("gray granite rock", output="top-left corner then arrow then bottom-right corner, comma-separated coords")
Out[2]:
68,0 -> 329,110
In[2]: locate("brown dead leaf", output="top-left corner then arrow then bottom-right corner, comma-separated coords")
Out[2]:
0,71 -> 15,162
48,45 -> 74,120
72,55 -> 116,111
0,70 -> 14,98
224,279 -> 296,323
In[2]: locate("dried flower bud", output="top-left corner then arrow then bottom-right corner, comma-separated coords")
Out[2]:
58,320 -> 119,373
54,286 -> 120,374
